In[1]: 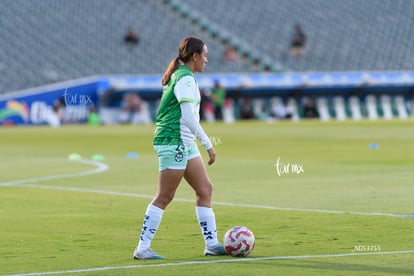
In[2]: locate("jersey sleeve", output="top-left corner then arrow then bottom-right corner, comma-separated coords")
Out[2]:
180,102 -> 213,150
174,75 -> 197,104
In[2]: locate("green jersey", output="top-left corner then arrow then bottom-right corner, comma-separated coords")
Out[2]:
153,65 -> 201,146
212,86 -> 226,107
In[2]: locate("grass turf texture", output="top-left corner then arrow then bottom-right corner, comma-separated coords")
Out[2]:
0,120 -> 413,275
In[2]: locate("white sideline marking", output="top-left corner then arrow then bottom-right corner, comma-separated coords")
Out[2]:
15,183 -> 414,219
2,160 -> 414,275
5,250 -> 414,276
1,159 -> 413,220
211,200 -> 414,219
0,159 -> 109,187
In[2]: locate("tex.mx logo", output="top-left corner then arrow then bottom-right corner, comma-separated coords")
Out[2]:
274,156 -> 304,176
63,88 -> 93,106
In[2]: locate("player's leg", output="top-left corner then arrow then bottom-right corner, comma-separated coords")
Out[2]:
134,145 -> 187,259
134,169 -> 184,259
184,156 -> 212,207
151,168 -> 185,209
184,146 -> 227,256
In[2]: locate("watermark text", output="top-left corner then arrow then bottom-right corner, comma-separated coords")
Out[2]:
354,245 -> 381,252
274,156 -> 304,176
63,88 -> 93,106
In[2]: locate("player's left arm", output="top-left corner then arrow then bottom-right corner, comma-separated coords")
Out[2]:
180,102 -> 213,151
174,76 -> 213,151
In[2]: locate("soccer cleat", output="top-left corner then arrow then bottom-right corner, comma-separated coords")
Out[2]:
133,248 -> 165,260
204,243 -> 228,256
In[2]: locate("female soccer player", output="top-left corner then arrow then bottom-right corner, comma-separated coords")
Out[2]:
133,37 -> 227,259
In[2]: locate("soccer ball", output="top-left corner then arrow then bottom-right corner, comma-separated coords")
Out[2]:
223,226 -> 255,257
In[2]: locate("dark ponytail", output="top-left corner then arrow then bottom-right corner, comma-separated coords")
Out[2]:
161,57 -> 180,86
161,37 -> 204,86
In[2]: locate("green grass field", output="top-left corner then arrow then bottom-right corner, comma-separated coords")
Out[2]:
1,120 -> 414,275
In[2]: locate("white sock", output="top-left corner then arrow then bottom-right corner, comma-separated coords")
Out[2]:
136,204 -> 164,252
196,206 -> 219,247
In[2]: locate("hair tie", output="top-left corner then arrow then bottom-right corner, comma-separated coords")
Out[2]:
176,56 -> 184,65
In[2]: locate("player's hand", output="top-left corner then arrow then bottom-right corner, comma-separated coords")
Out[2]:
207,147 -> 216,165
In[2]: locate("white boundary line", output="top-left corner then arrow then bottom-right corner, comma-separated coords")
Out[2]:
4,250 -> 414,276
0,159 -> 413,219
13,183 -> 414,219
0,159 -> 109,187
2,160 -> 414,275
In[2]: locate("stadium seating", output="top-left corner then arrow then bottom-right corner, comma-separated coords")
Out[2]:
0,0 -> 230,92
1,0 -> 414,94
180,0 -> 414,72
